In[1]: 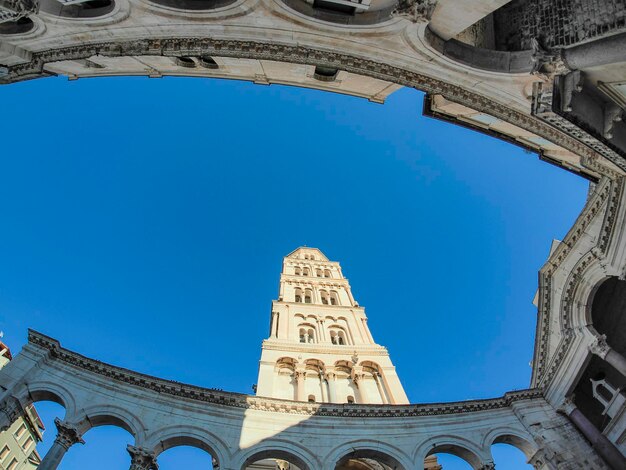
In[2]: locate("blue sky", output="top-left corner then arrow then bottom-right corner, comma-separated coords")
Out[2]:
0,75 -> 588,469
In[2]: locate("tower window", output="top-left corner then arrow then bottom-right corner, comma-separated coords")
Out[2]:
308,395 -> 316,403
303,267 -> 310,276
324,269 -> 331,278
304,289 -> 313,303
295,288 -> 303,303
295,267 -> 301,276
176,56 -> 196,68
347,395 -> 355,404
199,55 -> 219,69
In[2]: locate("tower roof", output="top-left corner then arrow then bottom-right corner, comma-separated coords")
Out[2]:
285,246 -> 329,261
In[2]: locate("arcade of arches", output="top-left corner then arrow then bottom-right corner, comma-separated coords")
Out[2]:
2,0 -> 626,468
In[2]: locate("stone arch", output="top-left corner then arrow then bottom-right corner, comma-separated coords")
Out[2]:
39,0 -> 116,18
75,403 -> 146,443
149,425 -> 230,467
236,439 -> 319,470
483,428 -> 537,461
587,276 -> 626,356
415,435 -> 486,469
327,440 -> 411,470
26,380 -> 76,418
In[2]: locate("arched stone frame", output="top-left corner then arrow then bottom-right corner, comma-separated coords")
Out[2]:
73,403 -> 146,444
482,427 -> 538,463
328,324 -> 349,345
235,438 -> 320,470
297,322 -> 317,343
147,424 -> 231,468
414,435 -> 488,470
24,380 -> 77,420
37,0 -> 130,26
325,439 -> 412,470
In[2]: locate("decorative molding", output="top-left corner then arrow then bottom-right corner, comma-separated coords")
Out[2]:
0,0 -> 38,24
392,0 -> 436,23
27,329 -> 543,417
588,334 -> 610,359
0,37 -> 619,176
128,445 -> 159,470
53,417 -> 85,449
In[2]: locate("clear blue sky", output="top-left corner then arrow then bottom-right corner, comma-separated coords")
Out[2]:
0,75 -> 588,469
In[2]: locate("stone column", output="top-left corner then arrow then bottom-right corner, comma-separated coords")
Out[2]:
560,398 -> 626,470
352,372 -> 368,403
589,335 -> 626,378
38,418 -> 85,470
271,312 -> 278,338
373,373 -> 388,404
320,373 -> 328,402
294,369 -> 306,401
127,445 -> 158,470
326,371 -> 337,403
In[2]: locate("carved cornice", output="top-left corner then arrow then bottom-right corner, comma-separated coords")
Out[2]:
28,329 -> 543,417
261,340 -> 388,355
0,37 -> 618,177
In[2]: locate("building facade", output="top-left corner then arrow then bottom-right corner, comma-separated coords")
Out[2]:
256,247 -> 407,406
0,341 -> 43,470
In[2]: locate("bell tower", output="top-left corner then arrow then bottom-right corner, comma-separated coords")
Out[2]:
255,247 -> 408,404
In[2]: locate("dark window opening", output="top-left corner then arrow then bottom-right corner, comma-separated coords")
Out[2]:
313,0 -> 355,15
313,66 -> 339,82
199,56 -> 219,69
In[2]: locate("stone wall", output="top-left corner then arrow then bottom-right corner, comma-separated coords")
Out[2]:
494,0 -> 626,51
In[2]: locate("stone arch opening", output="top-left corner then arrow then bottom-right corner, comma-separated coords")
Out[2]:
0,17 -> 35,35
334,448 -> 406,470
147,0 -> 237,10
280,0 -> 397,26
156,436 -> 220,468
589,276 -> 626,357
241,449 -> 310,470
425,443 -> 483,469
491,442 -> 532,469
39,0 -> 115,18
489,433 -> 536,461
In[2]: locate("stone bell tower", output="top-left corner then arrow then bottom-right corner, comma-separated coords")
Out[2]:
255,247 -> 408,405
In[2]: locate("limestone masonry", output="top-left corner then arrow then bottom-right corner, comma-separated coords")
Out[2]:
1,0 -> 626,468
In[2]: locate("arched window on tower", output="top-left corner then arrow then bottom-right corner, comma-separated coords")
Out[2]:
330,291 -> 340,305
294,288 -> 303,303
320,290 -> 329,305
316,268 -> 322,277
308,395 -> 316,403
303,267 -> 310,276
299,328 -> 306,343
324,269 -> 331,278
304,289 -> 313,304
347,395 -> 355,404
294,267 -> 301,276
298,324 -> 316,343
329,326 -> 348,345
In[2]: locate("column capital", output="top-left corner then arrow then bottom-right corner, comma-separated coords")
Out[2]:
53,418 -> 85,450
0,396 -> 25,432
589,334 -> 610,359
558,396 -> 577,415
127,445 -> 159,470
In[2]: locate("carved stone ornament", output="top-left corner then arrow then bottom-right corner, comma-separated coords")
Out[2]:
559,70 -> 584,113
530,38 -> 571,78
392,0 -> 437,23
557,396 -> 577,416
589,334 -> 611,359
54,418 -> 85,450
0,0 -> 38,24
127,445 -> 159,470
604,103 -> 624,140
479,464 -> 496,470
0,396 -> 24,432
275,459 -> 291,470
